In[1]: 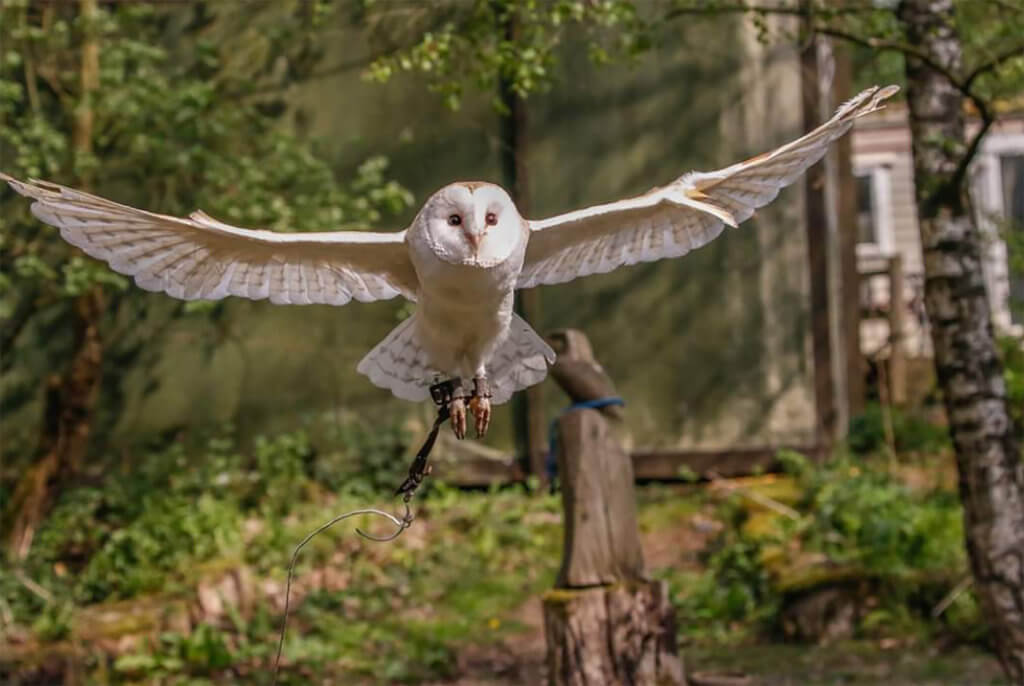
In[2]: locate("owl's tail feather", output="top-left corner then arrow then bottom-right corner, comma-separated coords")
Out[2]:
357,314 -> 434,403
488,314 -> 556,405
357,313 -> 555,406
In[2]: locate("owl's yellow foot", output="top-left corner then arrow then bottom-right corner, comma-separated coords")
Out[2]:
470,376 -> 492,438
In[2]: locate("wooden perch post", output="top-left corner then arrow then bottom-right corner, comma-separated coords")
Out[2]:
542,330 -> 685,686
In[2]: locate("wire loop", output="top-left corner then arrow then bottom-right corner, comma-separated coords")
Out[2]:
271,395 -> 452,685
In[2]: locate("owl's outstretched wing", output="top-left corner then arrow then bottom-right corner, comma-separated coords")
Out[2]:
2,175 -> 417,305
517,85 -> 898,290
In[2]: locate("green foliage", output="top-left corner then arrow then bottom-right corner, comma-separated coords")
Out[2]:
0,424 -> 564,683
308,417 -> 410,498
676,536 -> 780,636
1,424 -> 985,682
2,424 -> 383,610
76,492 -> 243,602
31,601 -> 74,642
847,402 -> 951,456
114,624 -> 234,679
998,335 -> 1024,441
15,428 -> 318,604
267,483 -> 562,682
952,0 -> 1024,104
669,453 -> 970,643
361,0 -> 649,111
797,458 -> 962,578
775,448 -> 811,477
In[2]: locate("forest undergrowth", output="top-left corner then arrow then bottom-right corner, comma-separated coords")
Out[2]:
0,401 -> 1010,685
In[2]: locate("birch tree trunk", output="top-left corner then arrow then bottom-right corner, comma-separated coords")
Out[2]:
897,1 -> 1024,679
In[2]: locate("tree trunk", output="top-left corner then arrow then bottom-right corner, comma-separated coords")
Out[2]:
543,581 -> 682,686
5,0 -> 105,559
500,10 -> 547,487
6,291 -> 104,558
898,0 -> 1024,679
833,39 -> 864,417
801,23 -> 837,447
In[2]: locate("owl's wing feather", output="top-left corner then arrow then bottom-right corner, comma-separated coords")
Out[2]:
518,84 -> 898,289
3,175 -> 417,305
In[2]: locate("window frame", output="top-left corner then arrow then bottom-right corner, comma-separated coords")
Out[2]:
977,133 -> 1024,220
852,154 -> 896,260
974,132 -> 1024,331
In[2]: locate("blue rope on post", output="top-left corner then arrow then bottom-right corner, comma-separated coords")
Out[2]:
545,396 -> 625,481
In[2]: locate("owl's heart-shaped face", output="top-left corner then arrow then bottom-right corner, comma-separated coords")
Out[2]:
416,182 -> 524,268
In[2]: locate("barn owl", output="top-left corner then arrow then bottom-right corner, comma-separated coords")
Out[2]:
2,85 -> 898,439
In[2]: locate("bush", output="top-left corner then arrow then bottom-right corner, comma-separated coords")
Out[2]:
5,420 -> 410,616
999,335 -> 1024,441
309,417 -> 410,497
671,453 -> 972,642
848,402 -> 950,455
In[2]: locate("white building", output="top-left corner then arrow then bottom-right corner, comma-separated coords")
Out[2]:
851,108 -> 1024,357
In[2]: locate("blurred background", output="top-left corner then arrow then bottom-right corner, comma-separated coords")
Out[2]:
1,1 -> 1022,684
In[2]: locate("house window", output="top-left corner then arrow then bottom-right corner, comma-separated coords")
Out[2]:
1001,154 -> 1024,323
968,132 -> 1024,332
1002,154 -> 1024,226
853,163 -> 893,256
856,173 -> 877,245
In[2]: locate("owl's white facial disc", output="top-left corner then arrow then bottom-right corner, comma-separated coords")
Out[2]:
418,183 -> 523,267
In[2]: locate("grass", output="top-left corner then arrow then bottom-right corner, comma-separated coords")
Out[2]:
1,434 -> 566,684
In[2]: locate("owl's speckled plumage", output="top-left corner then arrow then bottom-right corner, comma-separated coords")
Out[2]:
2,85 -> 898,434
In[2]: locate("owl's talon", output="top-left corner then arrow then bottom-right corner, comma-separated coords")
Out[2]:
471,376 -> 492,438
470,395 -> 491,438
450,397 -> 467,440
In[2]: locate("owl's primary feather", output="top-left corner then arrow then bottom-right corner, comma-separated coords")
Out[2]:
518,84 -> 899,289
0,175 -> 417,305
2,84 -> 897,425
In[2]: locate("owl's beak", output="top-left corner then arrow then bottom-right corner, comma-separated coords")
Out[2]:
463,230 -> 483,253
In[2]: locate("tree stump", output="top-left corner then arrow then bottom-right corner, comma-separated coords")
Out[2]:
544,580 -> 681,686
543,329 -> 684,686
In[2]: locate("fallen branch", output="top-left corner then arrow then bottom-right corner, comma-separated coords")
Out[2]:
13,570 -> 54,604
931,574 -> 973,618
706,471 -> 802,521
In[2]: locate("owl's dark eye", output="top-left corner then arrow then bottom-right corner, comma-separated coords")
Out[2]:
447,214 -> 462,226
485,212 -> 498,226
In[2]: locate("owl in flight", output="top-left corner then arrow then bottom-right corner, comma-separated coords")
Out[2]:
3,85 -> 897,440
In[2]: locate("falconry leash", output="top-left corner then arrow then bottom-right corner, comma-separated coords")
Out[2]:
272,379 -> 458,684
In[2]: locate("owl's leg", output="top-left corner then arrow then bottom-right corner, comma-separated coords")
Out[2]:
470,375 -> 492,438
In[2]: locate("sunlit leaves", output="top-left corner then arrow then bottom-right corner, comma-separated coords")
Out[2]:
0,1 -> 412,439
61,256 -> 129,297
363,0 -> 649,110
